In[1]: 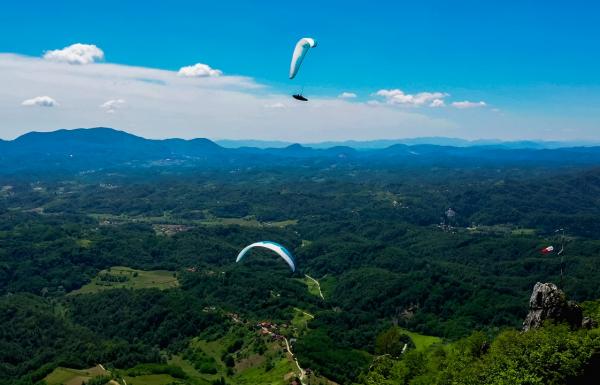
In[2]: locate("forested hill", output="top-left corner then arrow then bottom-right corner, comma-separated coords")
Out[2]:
2,127 -> 600,174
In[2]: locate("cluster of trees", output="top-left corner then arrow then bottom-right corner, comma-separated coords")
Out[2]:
356,324 -> 600,385
294,328 -> 371,384
67,289 -> 227,351
375,327 -> 415,357
0,294 -> 163,385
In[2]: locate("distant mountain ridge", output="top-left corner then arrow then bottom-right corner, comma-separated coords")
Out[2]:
217,137 -> 600,149
1,127 -> 600,175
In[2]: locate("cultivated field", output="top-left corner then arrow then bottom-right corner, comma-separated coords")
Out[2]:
69,266 -> 179,295
44,365 -> 108,385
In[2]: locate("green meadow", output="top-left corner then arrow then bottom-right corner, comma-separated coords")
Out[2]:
69,266 -> 179,295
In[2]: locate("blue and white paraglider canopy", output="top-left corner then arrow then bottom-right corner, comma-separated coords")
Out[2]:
289,38 -> 317,80
289,37 -> 317,101
235,241 -> 296,272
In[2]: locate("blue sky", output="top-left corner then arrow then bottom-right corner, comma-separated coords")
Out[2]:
0,0 -> 599,141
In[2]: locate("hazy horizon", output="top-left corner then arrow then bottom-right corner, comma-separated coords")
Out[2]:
2,127 -> 600,149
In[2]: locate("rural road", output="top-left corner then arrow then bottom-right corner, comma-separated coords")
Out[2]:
284,336 -> 307,385
305,274 -> 324,300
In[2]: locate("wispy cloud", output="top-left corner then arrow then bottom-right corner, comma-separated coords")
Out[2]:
376,89 -> 449,107
452,100 -> 487,109
43,43 -> 104,65
21,96 -> 58,107
100,99 -> 126,113
338,92 -> 357,99
264,102 -> 286,109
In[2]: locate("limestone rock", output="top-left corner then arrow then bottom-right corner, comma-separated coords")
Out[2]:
522,282 -> 583,331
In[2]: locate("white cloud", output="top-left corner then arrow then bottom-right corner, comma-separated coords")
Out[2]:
430,99 -> 445,108
177,63 -> 222,77
264,102 -> 286,109
376,89 -> 449,107
0,53 -> 456,142
100,99 -> 126,113
43,43 -> 104,65
21,96 -> 58,107
452,100 -> 487,109
338,92 -> 357,99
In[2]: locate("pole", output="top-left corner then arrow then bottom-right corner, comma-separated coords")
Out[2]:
555,228 -> 565,288
560,253 -> 564,288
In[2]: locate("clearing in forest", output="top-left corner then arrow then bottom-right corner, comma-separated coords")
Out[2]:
69,266 -> 179,295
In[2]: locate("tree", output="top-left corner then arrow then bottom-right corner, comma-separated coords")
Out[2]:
375,327 -> 413,357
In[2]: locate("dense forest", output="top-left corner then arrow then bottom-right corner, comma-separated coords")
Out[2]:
2,131 -> 600,384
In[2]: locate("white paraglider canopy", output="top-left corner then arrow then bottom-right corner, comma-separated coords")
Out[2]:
289,37 -> 317,79
236,241 -> 296,272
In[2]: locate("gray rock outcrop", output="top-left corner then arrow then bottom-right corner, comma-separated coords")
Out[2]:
522,282 -> 583,331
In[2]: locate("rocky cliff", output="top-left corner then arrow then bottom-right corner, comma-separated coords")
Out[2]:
522,282 -> 591,331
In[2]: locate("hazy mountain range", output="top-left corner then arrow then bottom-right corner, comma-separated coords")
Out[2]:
1,127 -> 600,175
216,137 -> 600,149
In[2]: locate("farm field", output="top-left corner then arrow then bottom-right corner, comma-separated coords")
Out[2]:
69,266 -> 179,295
44,365 -> 108,385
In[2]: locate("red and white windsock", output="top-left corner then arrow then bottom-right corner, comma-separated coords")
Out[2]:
540,245 -> 555,254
